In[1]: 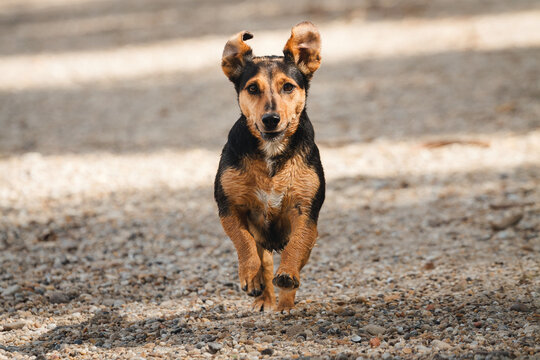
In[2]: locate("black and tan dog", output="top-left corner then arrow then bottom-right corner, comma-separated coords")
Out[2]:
214,22 -> 325,312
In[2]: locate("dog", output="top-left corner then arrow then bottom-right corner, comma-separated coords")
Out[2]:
214,21 -> 325,312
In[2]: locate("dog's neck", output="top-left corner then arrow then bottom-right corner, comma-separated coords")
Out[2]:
261,139 -> 285,176
261,138 -> 287,158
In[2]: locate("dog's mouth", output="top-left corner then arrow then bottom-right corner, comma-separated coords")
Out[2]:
260,130 -> 284,141
256,123 -> 288,142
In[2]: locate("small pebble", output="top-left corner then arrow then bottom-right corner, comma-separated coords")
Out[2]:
1,321 -> 25,331
261,335 -> 272,343
207,342 -> 222,354
47,291 -> 71,304
510,303 -> 529,312
1,285 -> 20,297
431,340 -> 451,350
369,337 -> 381,348
363,324 -> 386,335
286,324 -> 304,337
490,213 -> 523,231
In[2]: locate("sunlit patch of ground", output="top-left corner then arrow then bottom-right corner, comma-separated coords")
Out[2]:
0,0 -> 539,359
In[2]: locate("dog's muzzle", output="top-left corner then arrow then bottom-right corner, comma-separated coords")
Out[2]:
261,130 -> 284,141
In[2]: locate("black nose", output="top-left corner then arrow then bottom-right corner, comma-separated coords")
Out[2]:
262,113 -> 280,130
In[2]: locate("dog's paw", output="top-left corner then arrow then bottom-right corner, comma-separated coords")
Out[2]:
238,257 -> 264,297
277,301 -> 295,313
277,291 -> 296,313
272,272 -> 299,290
252,290 -> 276,312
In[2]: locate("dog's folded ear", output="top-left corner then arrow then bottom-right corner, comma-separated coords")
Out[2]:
222,31 -> 254,81
283,21 -> 321,79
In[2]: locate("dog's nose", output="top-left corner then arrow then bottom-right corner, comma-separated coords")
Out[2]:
262,113 -> 280,130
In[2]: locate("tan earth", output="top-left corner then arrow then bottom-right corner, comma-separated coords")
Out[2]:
0,0 -> 539,359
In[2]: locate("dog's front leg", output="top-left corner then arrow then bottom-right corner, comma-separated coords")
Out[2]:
220,213 -> 265,297
273,214 -> 317,311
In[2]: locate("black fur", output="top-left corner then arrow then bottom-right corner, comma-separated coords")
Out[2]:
214,56 -> 325,252
231,56 -> 308,94
307,144 -> 325,222
255,213 -> 290,252
214,116 -> 259,217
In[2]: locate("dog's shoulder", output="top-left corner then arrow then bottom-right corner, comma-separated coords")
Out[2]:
221,115 -> 260,167
214,115 -> 260,216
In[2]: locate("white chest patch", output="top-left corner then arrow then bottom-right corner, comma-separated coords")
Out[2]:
261,139 -> 286,157
255,189 -> 284,210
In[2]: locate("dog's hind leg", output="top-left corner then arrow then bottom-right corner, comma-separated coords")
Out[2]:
252,244 -> 276,311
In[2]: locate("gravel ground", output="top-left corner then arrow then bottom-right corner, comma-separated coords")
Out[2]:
1,0 -> 539,359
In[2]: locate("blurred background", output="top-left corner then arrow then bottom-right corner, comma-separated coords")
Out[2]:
0,0 -> 539,358
1,0 -> 539,154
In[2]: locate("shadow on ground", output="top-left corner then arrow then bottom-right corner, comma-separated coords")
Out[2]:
1,164 -> 537,357
5,291 -> 536,359
1,46 -> 539,156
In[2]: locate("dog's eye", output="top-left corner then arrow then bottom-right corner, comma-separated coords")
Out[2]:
247,84 -> 259,95
282,83 -> 295,93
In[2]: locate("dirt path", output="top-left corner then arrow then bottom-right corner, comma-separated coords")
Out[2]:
1,0 -> 539,359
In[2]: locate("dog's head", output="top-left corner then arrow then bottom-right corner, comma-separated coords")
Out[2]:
221,22 -> 321,155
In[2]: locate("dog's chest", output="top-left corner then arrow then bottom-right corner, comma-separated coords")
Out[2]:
254,188 -> 284,209
250,169 -> 289,213
221,155 -> 317,214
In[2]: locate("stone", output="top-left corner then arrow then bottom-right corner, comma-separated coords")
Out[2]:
207,342 -> 222,354
1,285 -> 20,297
2,321 -> 25,331
510,303 -> 529,312
490,213 -> 523,231
432,340 -> 451,350
261,335 -> 273,343
48,291 -> 71,304
286,324 -> 304,337
364,324 -> 386,335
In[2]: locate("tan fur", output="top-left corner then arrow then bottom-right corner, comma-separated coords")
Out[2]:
220,153 -> 320,310
222,31 -> 253,79
252,244 -> 276,311
277,289 -> 297,312
218,22 -> 323,312
220,154 -> 319,220
283,21 -> 322,78
275,218 -> 317,285
238,66 -> 306,158
220,214 -> 262,295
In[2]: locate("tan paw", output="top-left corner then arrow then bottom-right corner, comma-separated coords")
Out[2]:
276,290 -> 296,313
252,290 -> 276,312
276,298 -> 295,313
238,256 -> 263,297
